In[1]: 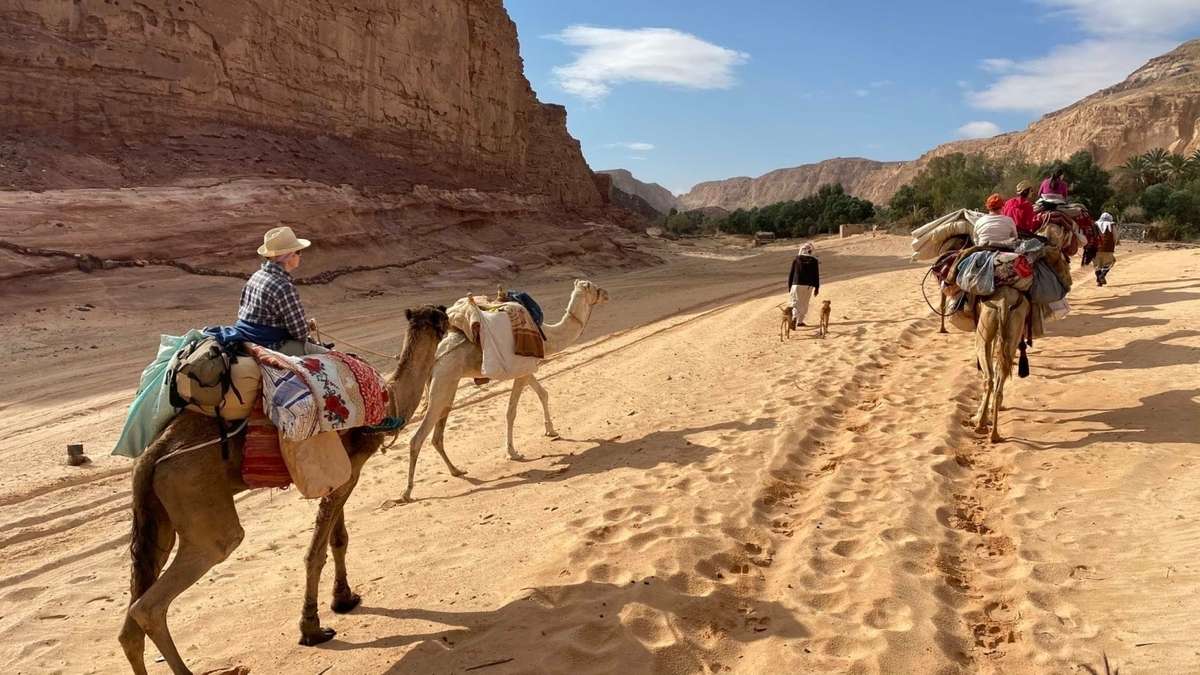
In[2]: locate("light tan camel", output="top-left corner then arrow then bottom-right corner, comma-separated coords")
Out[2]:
972,286 -> 1030,443
398,279 -> 609,503
119,306 -> 448,675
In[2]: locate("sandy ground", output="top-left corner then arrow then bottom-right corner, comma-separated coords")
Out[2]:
1,234 -> 1197,674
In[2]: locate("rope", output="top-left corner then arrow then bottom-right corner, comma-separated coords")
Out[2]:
156,419 -> 249,464
312,324 -> 398,361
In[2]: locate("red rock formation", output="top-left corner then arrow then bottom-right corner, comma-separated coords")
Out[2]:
0,0 -> 600,207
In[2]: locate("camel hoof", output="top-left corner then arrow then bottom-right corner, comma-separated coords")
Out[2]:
298,626 -> 337,646
331,593 -> 362,614
545,431 -> 560,438
990,434 -> 1004,444
449,467 -> 467,477
380,496 -> 413,509
973,424 -> 988,435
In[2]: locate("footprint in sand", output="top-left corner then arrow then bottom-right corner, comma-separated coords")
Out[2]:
864,597 -> 915,631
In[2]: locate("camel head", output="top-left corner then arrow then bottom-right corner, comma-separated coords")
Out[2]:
574,279 -> 610,306
404,304 -> 450,339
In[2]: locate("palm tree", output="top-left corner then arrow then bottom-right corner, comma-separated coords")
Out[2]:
1187,149 -> 1200,179
1165,153 -> 1190,184
1120,155 -> 1152,187
1143,148 -> 1170,184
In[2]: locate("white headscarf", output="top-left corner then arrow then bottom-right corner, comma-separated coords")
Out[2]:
1097,212 -> 1114,234
798,242 -> 815,256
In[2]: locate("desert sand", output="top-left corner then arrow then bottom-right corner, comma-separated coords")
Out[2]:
1,233 -> 1197,674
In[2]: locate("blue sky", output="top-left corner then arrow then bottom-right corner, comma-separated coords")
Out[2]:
505,0 -> 1200,195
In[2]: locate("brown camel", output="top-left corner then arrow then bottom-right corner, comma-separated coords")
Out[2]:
972,286 -> 1030,442
118,305 -> 448,675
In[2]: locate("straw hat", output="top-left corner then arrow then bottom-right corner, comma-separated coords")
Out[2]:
257,226 -> 311,257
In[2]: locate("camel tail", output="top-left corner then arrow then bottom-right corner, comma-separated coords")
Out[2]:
128,439 -> 171,602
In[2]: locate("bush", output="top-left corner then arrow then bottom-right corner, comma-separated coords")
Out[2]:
1121,204 -> 1146,222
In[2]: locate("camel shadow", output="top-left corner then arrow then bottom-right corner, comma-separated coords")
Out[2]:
327,579 -> 809,672
411,418 -> 775,503
1100,276 -> 1200,290
1045,314 -> 1170,339
1086,289 -> 1200,312
1038,330 -> 1200,379
1013,388 -> 1200,449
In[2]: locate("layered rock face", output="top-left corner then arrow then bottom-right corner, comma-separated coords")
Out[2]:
680,39 -> 1200,209
0,0 -> 600,206
598,169 -> 678,214
677,158 -> 901,210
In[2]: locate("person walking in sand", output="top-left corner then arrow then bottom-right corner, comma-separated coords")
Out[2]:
1094,212 -> 1119,286
233,226 -> 325,355
788,242 -> 820,328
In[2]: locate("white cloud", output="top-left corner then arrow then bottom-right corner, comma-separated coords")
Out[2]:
980,58 -> 1015,73
549,26 -> 749,102
969,39 -> 1172,113
854,88 -> 870,97
970,0 -> 1200,115
957,121 -> 1002,139
606,141 -> 655,151
1041,0 -> 1200,36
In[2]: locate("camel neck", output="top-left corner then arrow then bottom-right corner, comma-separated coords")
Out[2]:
541,290 -> 591,355
386,337 -> 438,422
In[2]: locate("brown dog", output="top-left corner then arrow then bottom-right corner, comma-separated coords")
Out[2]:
818,300 -> 831,338
780,304 -> 793,341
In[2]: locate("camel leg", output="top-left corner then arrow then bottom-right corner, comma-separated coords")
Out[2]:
119,500 -> 176,675
329,449 -> 368,614
973,317 -> 996,434
431,413 -> 465,477
401,370 -> 461,502
526,376 -> 558,438
299,483 -> 355,645
506,377 -> 529,459
939,295 -> 948,334
129,493 -> 243,675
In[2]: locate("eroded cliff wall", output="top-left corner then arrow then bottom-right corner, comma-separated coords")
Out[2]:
0,0 -> 600,206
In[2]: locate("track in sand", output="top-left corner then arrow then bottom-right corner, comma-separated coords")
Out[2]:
1,235 -> 1197,674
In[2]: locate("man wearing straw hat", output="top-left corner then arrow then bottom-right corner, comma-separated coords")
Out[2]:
236,226 -> 325,355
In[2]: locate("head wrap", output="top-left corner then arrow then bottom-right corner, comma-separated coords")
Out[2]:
799,243 -> 814,256
1097,212 -> 1114,222
986,193 -> 1004,211
1096,212 -> 1115,233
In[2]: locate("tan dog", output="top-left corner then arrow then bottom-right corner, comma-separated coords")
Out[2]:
779,304 -> 793,341
818,300 -> 831,338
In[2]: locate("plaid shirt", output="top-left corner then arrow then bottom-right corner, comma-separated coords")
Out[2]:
238,260 -> 308,340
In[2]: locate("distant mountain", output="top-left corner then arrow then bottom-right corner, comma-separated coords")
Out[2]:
678,39 -> 1200,209
677,158 -> 901,210
598,169 -> 678,215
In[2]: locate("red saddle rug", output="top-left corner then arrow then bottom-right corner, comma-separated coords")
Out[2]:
241,400 -> 291,489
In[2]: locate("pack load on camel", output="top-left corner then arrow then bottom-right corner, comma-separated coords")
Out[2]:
112,330 -> 394,498
442,287 -> 547,381
915,195 -> 1084,345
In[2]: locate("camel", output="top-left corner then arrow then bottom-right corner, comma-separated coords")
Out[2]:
398,279 -> 609,502
972,286 -> 1030,443
119,305 -> 448,675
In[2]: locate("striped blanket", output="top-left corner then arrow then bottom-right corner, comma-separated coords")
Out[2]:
247,345 -> 389,442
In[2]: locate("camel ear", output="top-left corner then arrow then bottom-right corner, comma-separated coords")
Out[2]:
405,308 -> 413,320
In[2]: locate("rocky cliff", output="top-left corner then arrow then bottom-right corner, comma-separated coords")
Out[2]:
0,0 -> 654,288
680,39 -> 1200,209
597,169 -> 677,214
0,0 -> 600,207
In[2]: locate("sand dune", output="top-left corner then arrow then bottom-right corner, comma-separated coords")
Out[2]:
1,234 -> 1197,674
